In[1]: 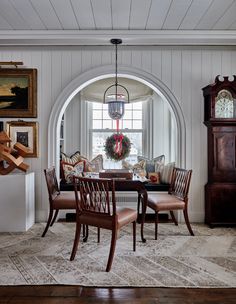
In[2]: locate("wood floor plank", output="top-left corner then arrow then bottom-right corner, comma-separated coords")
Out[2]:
0,286 -> 235,303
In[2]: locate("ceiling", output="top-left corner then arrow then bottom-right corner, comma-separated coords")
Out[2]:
0,0 -> 236,45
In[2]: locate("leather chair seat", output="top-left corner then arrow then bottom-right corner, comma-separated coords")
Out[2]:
148,193 -> 185,211
117,207 -> 137,228
78,207 -> 137,230
52,191 -> 77,209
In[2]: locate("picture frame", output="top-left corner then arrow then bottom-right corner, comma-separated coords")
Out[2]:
0,69 -> 37,118
6,121 -> 38,157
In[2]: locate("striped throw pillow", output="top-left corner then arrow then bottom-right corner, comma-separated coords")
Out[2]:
61,151 -> 81,164
160,162 -> 175,184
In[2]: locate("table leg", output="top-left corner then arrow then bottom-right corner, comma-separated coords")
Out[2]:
139,192 -> 147,243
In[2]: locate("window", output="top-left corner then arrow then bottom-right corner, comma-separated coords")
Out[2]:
91,101 -> 143,168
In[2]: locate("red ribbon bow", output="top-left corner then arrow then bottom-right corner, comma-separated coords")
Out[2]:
114,133 -> 124,155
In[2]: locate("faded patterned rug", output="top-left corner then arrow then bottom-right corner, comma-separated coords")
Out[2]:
0,222 -> 235,287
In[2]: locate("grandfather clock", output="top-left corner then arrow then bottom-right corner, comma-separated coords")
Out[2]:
203,75 -> 236,227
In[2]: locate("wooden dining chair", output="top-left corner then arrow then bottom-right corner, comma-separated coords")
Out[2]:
42,167 -> 76,237
147,167 -> 194,239
70,176 -> 137,272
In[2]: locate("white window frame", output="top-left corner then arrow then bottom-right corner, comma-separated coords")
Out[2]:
89,102 -> 144,164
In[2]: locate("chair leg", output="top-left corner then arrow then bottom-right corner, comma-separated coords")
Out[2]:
155,211 -> 159,240
41,208 -> 54,237
82,224 -> 86,238
183,209 -> 194,236
50,210 -> 59,226
97,227 -> 100,243
70,221 -> 81,261
83,225 -> 89,242
133,221 -> 136,252
170,211 -> 178,226
106,229 -> 118,272
137,194 -> 141,218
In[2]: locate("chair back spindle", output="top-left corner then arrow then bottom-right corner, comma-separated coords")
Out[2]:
169,168 -> 192,200
44,167 -> 60,202
74,177 -> 116,216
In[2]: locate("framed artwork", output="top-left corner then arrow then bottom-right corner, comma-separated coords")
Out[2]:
6,121 -> 38,157
0,69 -> 37,118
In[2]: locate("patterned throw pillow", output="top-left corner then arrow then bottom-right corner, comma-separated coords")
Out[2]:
84,154 -> 104,172
137,155 -> 165,175
61,161 -> 84,183
122,159 -> 146,177
160,162 -> 175,184
61,151 -> 81,164
148,172 -> 161,184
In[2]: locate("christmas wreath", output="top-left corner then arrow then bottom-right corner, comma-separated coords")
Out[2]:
104,133 -> 131,161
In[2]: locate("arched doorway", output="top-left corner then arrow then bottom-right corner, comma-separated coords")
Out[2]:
48,65 -> 186,176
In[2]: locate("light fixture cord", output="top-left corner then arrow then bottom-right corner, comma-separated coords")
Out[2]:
115,42 -> 118,97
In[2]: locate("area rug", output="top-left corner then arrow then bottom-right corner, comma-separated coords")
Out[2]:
0,223 -> 235,287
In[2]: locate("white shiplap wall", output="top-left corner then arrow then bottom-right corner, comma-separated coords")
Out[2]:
0,45 -> 236,222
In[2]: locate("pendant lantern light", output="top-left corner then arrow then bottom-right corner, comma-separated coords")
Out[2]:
103,38 -> 129,120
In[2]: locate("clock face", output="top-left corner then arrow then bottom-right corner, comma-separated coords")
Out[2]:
215,90 -> 234,118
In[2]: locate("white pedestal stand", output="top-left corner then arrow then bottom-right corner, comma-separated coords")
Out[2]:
0,172 -> 35,232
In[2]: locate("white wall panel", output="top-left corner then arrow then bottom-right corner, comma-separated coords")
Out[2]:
0,45 -> 235,223
189,51 -> 203,221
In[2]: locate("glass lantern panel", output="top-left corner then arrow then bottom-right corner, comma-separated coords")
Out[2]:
108,102 -> 125,120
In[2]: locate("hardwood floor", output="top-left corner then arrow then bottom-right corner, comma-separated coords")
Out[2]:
0,286 -> 235,303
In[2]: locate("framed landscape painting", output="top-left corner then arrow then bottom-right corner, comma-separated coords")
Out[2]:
6,121 -> 38,158
0,69 -> 37,118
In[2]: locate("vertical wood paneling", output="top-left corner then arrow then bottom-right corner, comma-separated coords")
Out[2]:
151,50 -> 162,78
61,51 -> 72,88
51,51 -> 62,103
40,50 -> 52,219
141,50 -> 152,73
0,45 -> 235,222
30,50 -> 43,216
190,51 -> 202,218
201,50 -> 212,221
71,49 -> 82,80
101,50 -> 112,65
161,50 -> 172,161
161,50 -> 172,90
171,51 -> 182,103
181,51 -> 192,171
121,49 -> 131,66
81,48 -> 92,72
131,50 -> 142,69
231,51 -> 236,74
212,51 -> 222,78
222,51 -> 232,76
